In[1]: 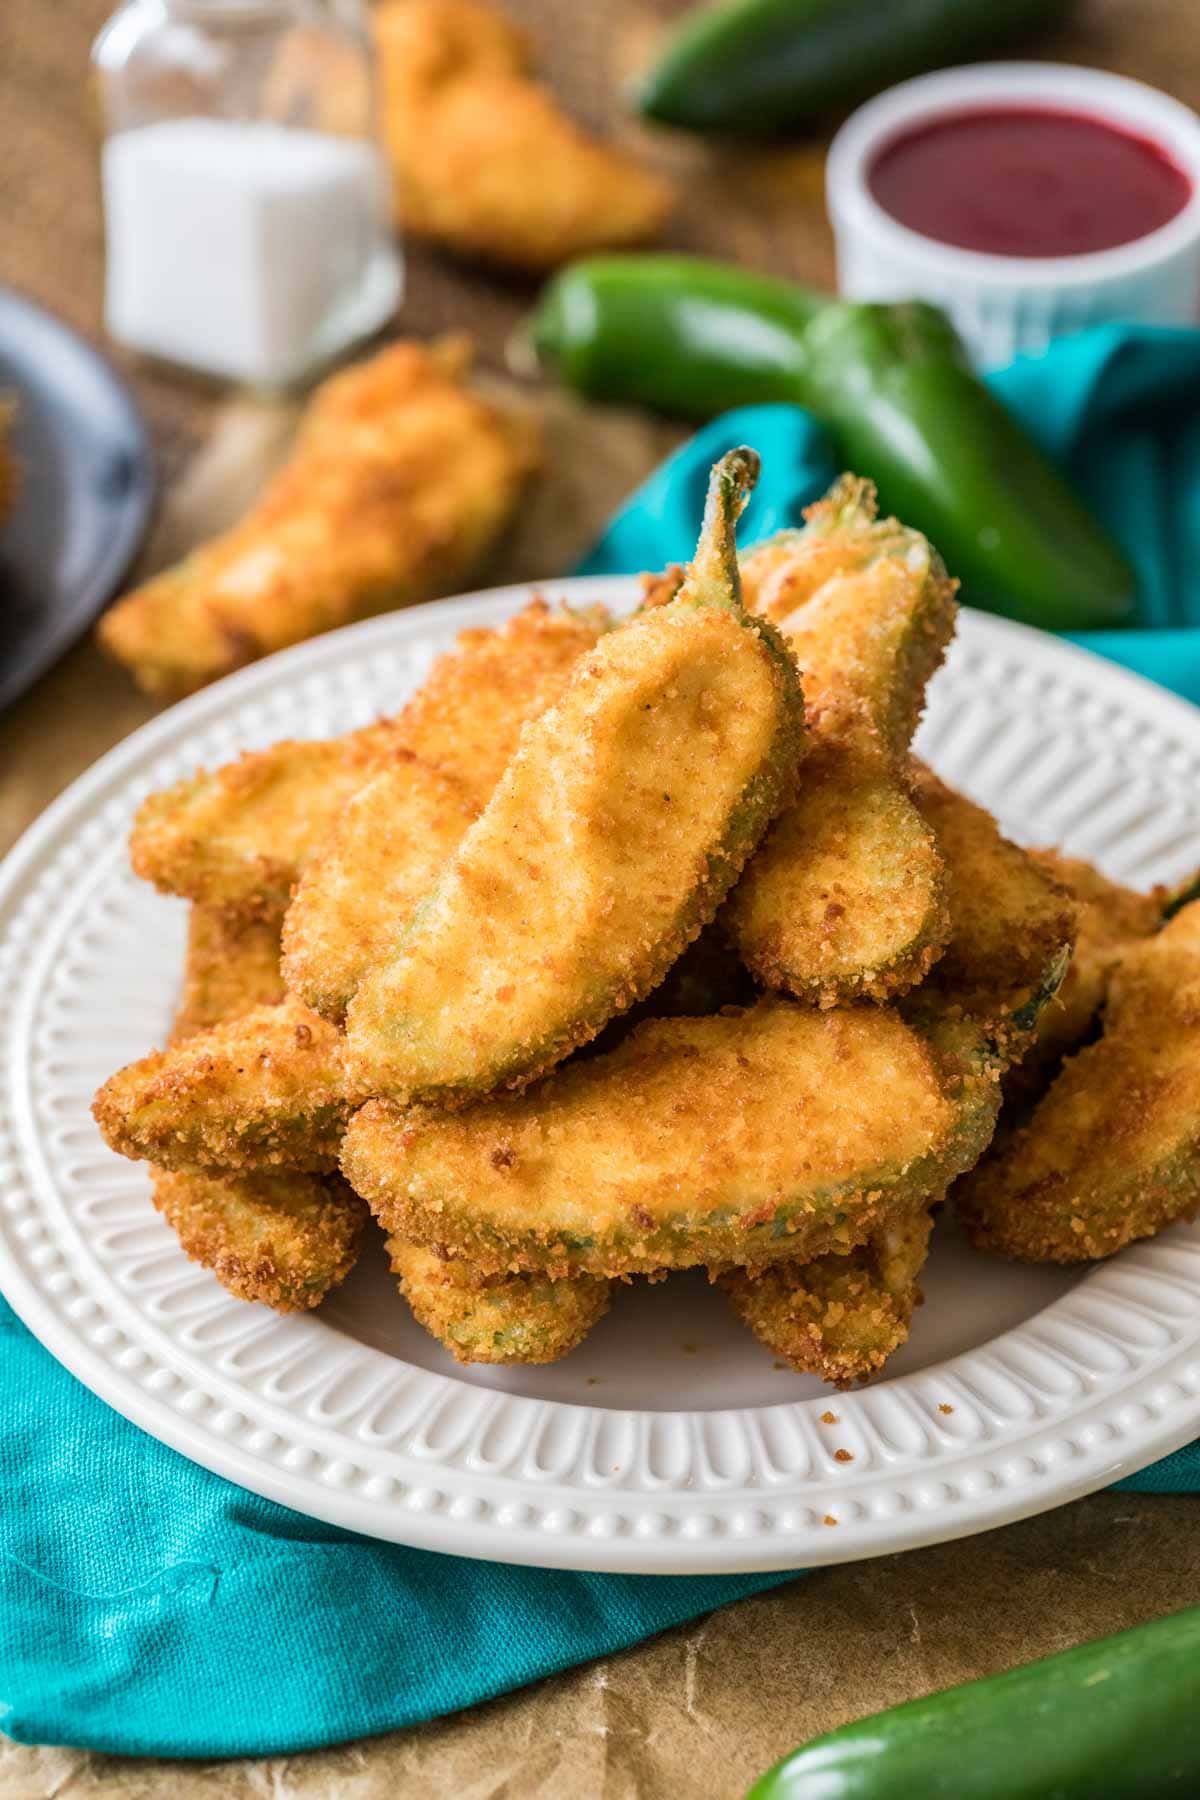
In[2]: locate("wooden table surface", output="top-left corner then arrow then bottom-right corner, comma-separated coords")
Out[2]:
1,2 -> 1198,1795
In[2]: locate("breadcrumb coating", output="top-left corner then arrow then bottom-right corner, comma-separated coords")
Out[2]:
153,1168 -> 365,1311
99,338 -> 539,696
388,1238 -> 610,1363
130,725 -> 410,917
722,1204 -> 935,1386
138,906 -> 365,1310
281,600 -> 609,1017
129,598 -> 604,919
957,900 -> 1200,1261
341,997 -> 977,1280
170,905 -> 286,1040
341,451 -> 805,1105
1004,850 -> 1168,1101
913,769 -> 1078,1052
728,477 -> 957,1004
94,999 -> 350,1176
727,737 -> 946,1006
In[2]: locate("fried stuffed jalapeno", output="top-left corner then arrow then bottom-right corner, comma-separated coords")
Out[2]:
341,996 -> 997,1280
726,477 -> 957,1006
388,1238 -> 611,1364
281,601 -> 610,1020
130,598 -> 606,919
142,906 -> 364,1311
341,449 -> 806,1106
957,900 -> 1200,1262
99,338 -> 539,697
153,1168 -> 365,1312
721,1203 -> 936,1387
94,999 -> 350,1176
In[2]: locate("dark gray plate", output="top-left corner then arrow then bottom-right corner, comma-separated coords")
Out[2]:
0,288 -> 155,712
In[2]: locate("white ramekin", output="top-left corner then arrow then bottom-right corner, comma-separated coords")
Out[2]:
826,62 -> 1200,367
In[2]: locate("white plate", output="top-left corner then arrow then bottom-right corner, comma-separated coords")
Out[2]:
2,581 -> 1199,1575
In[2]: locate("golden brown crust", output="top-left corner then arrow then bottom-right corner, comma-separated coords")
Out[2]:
638,566 -> 687,611
721,1204 -> 934,1386
282,755 -> 479,1022
153,1169 -> 365,1310
170,905 -> 286,1041
139,906 -> 364,1310
98,338 -> 540,696
129,722 -> 410,916
729,478 -> 958,1004
93,1000 -> 350,1176
340,998 -> 971,1279
1003,850 -> 1167,1100
129,599 -> 604,919
957,901 -> 1200,1261
388,598 -> 612,803
374,0 -> 672,270
388,1237 -> 610,1363
280,600 -> 609,1017
341,598 -> 805,1105
913,769 -> 1079,1049
740,477 -> 959,758
725,739 -> 947,1007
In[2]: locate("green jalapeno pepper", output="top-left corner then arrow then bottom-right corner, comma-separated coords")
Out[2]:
635,0 -> 1073,136
746,1604 -> 1200,1800
531,255 -> 1136,630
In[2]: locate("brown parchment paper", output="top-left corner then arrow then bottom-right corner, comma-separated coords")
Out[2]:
1,1494 -> 1197,1798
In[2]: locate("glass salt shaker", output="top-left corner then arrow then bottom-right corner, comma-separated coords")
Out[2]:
92,0 -> 402,387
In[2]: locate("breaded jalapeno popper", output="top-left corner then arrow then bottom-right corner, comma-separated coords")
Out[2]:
957,898 -> 1200,1263
388,1240 -> 611,1365
281,601 -> 610,1020
1006,851 -> 1173,1104
94,998 -> 352,1177
727,478 -> 958,1006
340,997 -> 993,1280
96,439 -> 1194,1382
98,338 -> 539,697
721,774 -> 1077,1382
141,905 -> 365,1312
907,769 -> 1078,1054
721,1204 -> 936,1387
119,901 -> 606,1353
152,1168 -> 365,1313
374,0 -> 672,271
340,449 -> 806,1106
128,600 -> 608,922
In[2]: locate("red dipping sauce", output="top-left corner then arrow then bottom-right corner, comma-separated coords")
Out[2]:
869,108 -> 1192,259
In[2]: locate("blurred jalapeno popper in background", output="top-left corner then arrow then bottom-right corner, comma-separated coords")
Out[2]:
98,336 -> 541,697
372,0 -> 673,270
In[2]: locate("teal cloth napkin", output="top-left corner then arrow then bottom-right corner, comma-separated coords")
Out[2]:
4,322 -> 1199,1760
